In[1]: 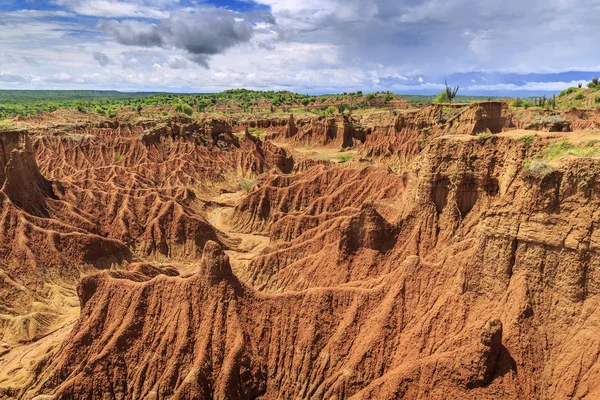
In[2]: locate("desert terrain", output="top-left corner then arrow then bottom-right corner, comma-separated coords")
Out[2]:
1,90 -> 600,399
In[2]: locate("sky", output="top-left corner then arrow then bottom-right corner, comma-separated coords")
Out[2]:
1,0 -> 600,95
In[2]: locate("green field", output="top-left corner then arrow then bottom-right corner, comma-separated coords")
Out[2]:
0,89 -> 512,120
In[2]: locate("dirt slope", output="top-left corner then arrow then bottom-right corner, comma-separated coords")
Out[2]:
2,107 -> 600,399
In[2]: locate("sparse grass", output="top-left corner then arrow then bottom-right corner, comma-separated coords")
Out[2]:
113,152 -> 123,162
235,131 -> 245,140
523,139 -> 600,177
477,132 -> 494,142
335,153 -> 353,163
520,135 -> 535,147
239,179 -> 258,193
511,134 -> 535,148
523,160 -> 554,177
248,128 -> 265,138
542,140 -> 600,161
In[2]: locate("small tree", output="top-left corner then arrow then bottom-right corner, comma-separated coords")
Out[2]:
445,80 -> 459,103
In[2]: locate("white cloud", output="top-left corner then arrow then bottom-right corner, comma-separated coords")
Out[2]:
1,0 -> 599,93
53,0 -> 170,18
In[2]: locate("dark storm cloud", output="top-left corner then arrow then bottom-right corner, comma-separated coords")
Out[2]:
100,9 -> 272,67
93,51 -> 110,66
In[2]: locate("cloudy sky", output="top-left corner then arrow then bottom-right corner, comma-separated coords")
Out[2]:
1,0 -> 600,94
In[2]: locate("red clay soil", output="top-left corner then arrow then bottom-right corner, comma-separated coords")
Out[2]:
3,107 -> 600,399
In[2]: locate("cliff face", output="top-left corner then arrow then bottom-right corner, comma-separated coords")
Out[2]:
24,129 -> 600,399
361,102 -> 515,160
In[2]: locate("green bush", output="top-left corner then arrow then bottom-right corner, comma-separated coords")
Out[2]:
509,98 -> 535,108
558,87 -> 578,97
324,106 -> 337,115
433,90 -> 450,104
366,93 -> 376,102
113,152 -> 122,162
174,103 -> 194,116
520,135 -> 535,147
335,153 -> 353,163
575,92 -> 585,100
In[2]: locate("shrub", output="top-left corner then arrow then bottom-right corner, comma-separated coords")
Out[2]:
575,92 -> 585,100
336,153 -> 353,163
433,90 -> 450,104
558,87 -> 578,97
366,93 -> 376,102
113,152 -> 122,162
324,106 -> 337,115
509,98 -> 535,108
384,93 -> 394,103
239,179 -> 258,193
520,135 -> 535,147
174,103 -> 194,116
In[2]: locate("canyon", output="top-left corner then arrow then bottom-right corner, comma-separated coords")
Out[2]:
1,101 -> 600,399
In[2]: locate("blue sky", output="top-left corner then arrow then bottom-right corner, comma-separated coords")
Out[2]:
1,0 -> 600,95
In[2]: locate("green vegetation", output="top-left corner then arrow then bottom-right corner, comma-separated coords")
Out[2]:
523,139 -> 600,177
113,152 -> 123,162
0,89 -> 410,121
335,153 -> 353,163
174,102 -> 194,116
575,92 -> 586,100
239,179 -> 258,193
248,128 -> 265,138
477,132 -> 494,142
509,98 -> 535,108
433,91 -> 450,104
558,87 -> 578,97
520,135 -> 535,147
0,90 -> 154,120
537,140 -> 600,162
324,106 -> 337,116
